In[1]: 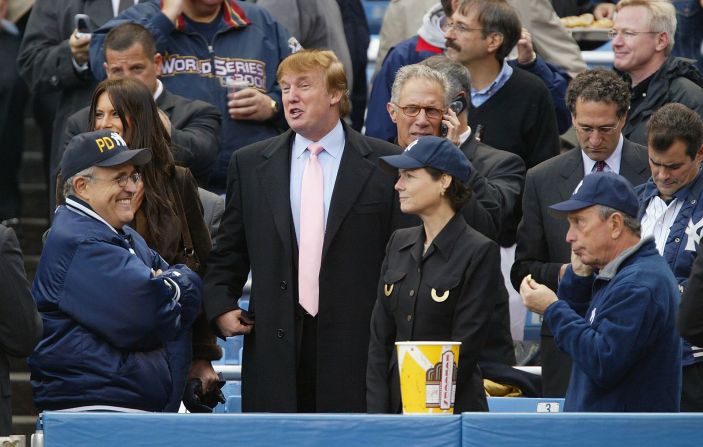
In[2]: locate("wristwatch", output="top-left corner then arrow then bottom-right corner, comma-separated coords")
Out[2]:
270,99 -> 279,115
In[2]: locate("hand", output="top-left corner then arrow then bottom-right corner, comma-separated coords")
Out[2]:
520,274 -> 558,315
517,27 -> 536,65
69,31 -> 92,65
216,309 -> 254,337
157,108 -> 172,137
570,251 -> 594,277
442,108 -> 461,146
182,376 -> 225,413
161,0 -> 184,24
151,268 -> 163,277
0,0 -> 7,21
594,3 -> 616,20
189,359 -> 220,393
228,88 -> 276,121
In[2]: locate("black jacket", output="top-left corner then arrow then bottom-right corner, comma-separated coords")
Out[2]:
0,225 -> 42,435
622,56 -> 703,146
367,213 -> 500,413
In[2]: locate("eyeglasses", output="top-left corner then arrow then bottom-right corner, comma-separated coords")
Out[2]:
394,104 -> 444,120
441,20 -> 484,35
84,172 -> 141,188
607,29 -> 661,40
573,118 -> 622,136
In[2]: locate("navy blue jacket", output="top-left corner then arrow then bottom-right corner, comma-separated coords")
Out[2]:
545,238 -> 681,412
90,0 -> 291,193
637,171 -> 703,366
29,197 -> 202,411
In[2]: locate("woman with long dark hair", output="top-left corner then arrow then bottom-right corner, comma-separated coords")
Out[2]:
83,78 -> 221,411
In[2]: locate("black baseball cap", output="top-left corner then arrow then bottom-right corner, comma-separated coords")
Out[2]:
549,172 -> 639,217
61,130 -> 152,179
379,136 -> 471,183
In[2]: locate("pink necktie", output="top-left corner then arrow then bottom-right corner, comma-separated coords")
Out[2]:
298,143 -> 324,316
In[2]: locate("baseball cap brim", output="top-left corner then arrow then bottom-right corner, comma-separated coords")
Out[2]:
378,153 -> 425,176
95,147 -> 152,169
548,198 -> 595,215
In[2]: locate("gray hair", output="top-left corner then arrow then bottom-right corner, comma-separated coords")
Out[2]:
390,64 -> 451,106
421,55 -> 471,97
63,167 -> 94,198
616,0 -> 677,54
597,205 -> 641,237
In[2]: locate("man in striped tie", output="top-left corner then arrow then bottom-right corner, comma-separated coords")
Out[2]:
511,68 -> 650,398
204,49 -> 409,413
636,102 -> 703,411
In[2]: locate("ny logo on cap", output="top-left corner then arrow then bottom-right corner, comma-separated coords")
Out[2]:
95,132 -> 127,153
404,139 -> 419,152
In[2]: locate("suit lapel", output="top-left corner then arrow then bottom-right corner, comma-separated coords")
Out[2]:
156,89 -> 176,115
257,131 -> 295,259
322,126 -> 375,259
620,139 -> 650,185
559,149 -> 585,201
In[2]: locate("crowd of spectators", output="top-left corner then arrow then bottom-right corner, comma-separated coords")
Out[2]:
1,0 -> 703,429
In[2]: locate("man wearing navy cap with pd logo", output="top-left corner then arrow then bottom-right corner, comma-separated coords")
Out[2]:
30,129 -> 203,412
519,172 -> 682,412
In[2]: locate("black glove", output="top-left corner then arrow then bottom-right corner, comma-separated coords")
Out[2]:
182,374 -> 226,413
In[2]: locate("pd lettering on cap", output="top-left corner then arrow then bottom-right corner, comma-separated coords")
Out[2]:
95,136 -> 116,153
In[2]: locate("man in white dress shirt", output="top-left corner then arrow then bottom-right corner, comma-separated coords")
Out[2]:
635,102 -> 703,412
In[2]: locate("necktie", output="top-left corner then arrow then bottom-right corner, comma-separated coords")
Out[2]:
594,160 -> 607,172
118,0 -> 133,14
298,143 -> 324,316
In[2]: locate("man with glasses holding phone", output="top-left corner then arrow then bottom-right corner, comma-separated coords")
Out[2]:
511,69 -> 650,398
387,63 -> 498,240
30,129 -> 203,412
636,103 -> 703,411
610,0 -> 703,146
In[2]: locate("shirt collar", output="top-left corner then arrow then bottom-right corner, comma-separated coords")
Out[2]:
581,133 -> 624,176
406,213 -> 466,263
458,126 -> 472,146
598,236 -> 652,280
65,195 -> 120,235
153,79 -> 163,101
292,120 -> 345,160
471,59 -> 513,96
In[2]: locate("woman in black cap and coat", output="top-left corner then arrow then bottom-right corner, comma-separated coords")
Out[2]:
366,136 -> 502,413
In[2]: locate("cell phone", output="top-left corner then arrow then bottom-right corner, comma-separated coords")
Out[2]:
74,14 -> 91,38
449,95 -> 468,115
440,123 -> 449,137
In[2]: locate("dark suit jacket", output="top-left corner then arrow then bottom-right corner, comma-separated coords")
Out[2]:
511,139 -> 650,292
62,88 -> 221,185
204,122 -> 406,412
510,139 -> 649,396
460,137 -> 525,366
17,0 -> 115,211
460,137 -> 526,247
0,225 -> 42,435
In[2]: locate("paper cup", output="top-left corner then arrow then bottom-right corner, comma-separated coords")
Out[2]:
395,341 -> 461,415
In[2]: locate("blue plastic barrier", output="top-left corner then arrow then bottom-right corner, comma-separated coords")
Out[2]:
41,413 -> 461,447
38,411 -> 703,446
487,397 -> 564,413
461,413 -> 703,447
